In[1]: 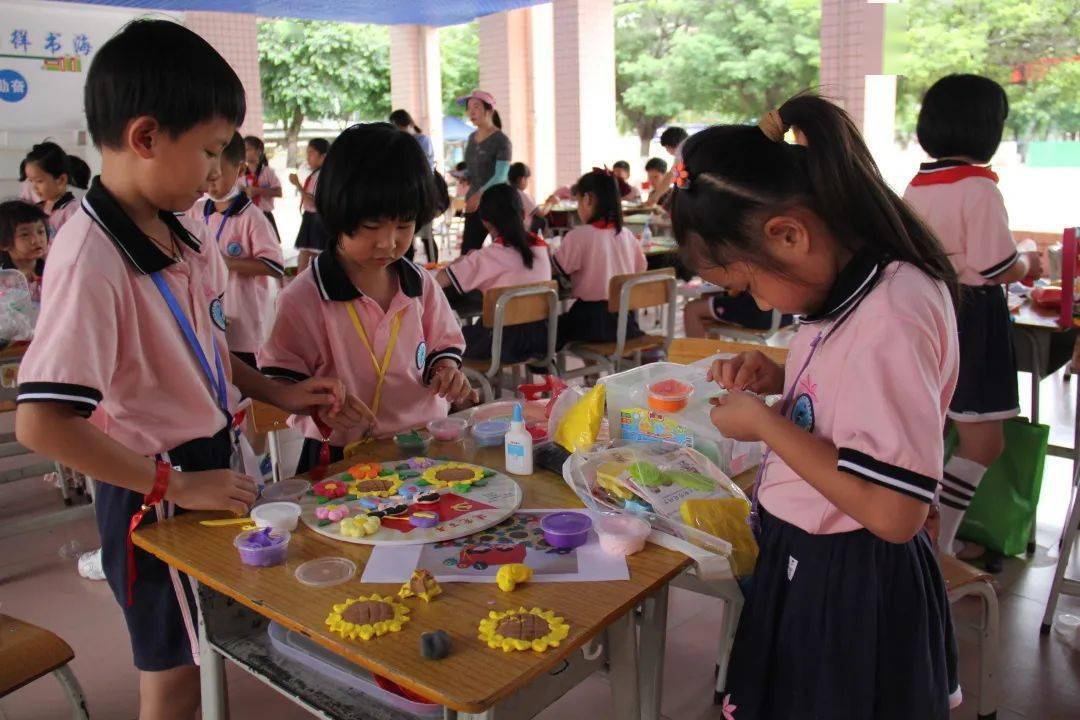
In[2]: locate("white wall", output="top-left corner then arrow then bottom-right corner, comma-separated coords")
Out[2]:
0,1 -> 180,197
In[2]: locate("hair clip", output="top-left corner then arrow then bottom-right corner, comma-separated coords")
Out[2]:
673,161 -> 691,190
758,109 -> 789,143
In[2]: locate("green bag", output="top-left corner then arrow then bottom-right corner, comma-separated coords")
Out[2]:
946,417 -> 1049,557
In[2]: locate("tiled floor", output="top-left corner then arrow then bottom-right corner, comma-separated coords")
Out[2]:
2,370 -> 1079,719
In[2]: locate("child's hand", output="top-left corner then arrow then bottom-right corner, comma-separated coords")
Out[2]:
708,390 -> 773,442
274,377 -> 346,416
168,468 -> 258,516
242,185 -> 258,198
708,350 -> 784,394
288,172 -> 301,189
1024,251 -> 1044,280
430,365 -> 478,405
321,393 -> 377,438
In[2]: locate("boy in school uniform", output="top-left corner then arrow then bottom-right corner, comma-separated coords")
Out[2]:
189,132 -> 284,368
15,21 -> 357,720
260,123 -> 474,473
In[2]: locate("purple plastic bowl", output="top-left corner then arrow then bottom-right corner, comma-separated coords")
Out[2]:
541,512 -> 593,549
234,528 -> 290,567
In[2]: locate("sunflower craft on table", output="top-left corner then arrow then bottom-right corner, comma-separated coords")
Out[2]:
326,594 -> 410,641
478,607 -> 570,653
421,462 -> 485,489
350,473 -> 403,499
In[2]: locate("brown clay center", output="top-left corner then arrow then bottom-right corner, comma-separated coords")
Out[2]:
355,478 -> 394,493
435,468 -> 475,483
410,574 -> 432,594
341,600 -> 394,625
495,614 -> 550,641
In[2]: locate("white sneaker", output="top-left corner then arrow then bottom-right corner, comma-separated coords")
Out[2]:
77,548 -> 105,581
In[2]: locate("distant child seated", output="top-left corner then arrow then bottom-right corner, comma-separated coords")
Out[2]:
509,161 -> 551,235
260,123 -> 475,474
437,183 -> 552,363
0,200 -> 48,300
684,288 -> 793,337
644,157 -> 671,213
553,168 -> 647,347
613,160 -> 642,202
188,132 -> 284,368
23,141 -> 82,237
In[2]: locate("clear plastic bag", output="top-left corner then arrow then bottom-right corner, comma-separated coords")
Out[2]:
0,269 -> 35,347
562,440 -> 758,578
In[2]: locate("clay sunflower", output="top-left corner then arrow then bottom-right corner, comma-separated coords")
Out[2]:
421,462 -> 485,489
350,473 -> 403,498
326,594 -> 409,641
347,462 -> 381,481
312,478 -> 349,500
478,607 -> 570,653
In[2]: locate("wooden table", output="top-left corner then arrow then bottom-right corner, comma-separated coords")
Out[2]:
134,442 -> 692,720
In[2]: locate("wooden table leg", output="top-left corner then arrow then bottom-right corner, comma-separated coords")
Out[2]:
637,586 -> 668,720
607,610 -> 641,720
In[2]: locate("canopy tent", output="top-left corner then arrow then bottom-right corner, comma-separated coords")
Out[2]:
51,0 -> 549,26
443,115 -> 473,144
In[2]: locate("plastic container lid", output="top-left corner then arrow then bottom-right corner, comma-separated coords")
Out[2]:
250,501 -> 301,532
472,419 -> 510,446
541,511 -> 593,536
648,378 -> 694,400
260,478 -> 311,504
294,557 -> 357,587
427,417 -> 469,442
595,514 -> 651,556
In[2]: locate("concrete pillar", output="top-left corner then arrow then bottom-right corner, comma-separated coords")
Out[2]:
818,0 -> 891,134
529,4 -> 556,199
183,12 -> 264,138
390,25 -> 444,168
552,0 -> 617,189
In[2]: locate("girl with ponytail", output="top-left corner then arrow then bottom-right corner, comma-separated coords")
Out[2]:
23,141 -> 80,237
241,135 -> 283,239
673,94 -> 961,719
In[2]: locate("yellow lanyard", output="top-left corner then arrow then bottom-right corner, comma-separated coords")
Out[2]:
345,301 -> 403,417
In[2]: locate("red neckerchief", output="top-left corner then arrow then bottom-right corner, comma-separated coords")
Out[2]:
244,169 -> 258,186
494,233 -> 548,248
909,164 -> 998,187
591,220 -> 615,230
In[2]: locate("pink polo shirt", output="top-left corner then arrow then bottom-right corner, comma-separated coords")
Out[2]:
241,164 -> 282,213
258,251 -> 465,445
301,169 -> 320,213
17,178 -> 236,456
757,256 -> 959,535
41,192 -> 80,238
189,196 -> 284,354
445,237 -> 552,295
553,224 -> 646,301
903,161 -> 1018,286
518,189 -> 537,221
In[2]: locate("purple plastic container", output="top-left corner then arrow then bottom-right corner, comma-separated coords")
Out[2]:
540,512 -> 593,549
234,528 -> 290,567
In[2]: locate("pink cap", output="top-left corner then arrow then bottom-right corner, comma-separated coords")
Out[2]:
457,89 -> 496,108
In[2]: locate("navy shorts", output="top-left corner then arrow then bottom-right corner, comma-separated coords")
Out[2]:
96,427 -> 232,671
725,508 -> 959,719
950,284 -> 1020,422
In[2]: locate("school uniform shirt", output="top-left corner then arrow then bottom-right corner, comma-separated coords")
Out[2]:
903,161 -> 1018,285
552,223 -> 646,301
301,168 -> 320,213
40,192 -> 79,238
258,251 -> 465,445
518,189 -> 537,221
189,195 -> 284,354
622,184 -> 642,203
757,251 -> 959,535
445,236 -> 551,295
16,177 -> 235,456
241,164 -> 282,213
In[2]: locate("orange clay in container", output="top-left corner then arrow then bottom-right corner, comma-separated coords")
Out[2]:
647,379 -> 694,413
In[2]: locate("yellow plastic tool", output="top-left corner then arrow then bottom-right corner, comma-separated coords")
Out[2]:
199,517 -> 256,531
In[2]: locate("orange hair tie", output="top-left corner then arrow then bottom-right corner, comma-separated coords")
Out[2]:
758,109 -> 788,143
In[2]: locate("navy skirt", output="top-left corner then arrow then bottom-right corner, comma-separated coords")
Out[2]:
556,299 -> 642,349
725,508 -> 959,720
463,320 -> 550,364
950,284 -> 1019,421
295,211 -> 330,252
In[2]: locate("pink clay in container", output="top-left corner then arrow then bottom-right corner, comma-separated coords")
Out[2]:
595,515 -> 651,556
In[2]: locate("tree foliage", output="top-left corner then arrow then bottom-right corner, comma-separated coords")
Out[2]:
258,19 -> 390,164
440,22 -> 479,118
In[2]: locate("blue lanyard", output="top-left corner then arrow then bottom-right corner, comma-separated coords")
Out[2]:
150,271 -> 229,417
202,201 -> 232,243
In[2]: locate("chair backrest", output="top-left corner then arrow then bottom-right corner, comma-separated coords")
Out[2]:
482,280 -> 559,329
249,400 -> 291,434
607,268 -> 676,313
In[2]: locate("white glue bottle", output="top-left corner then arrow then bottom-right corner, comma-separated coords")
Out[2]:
504,403 -> 534,475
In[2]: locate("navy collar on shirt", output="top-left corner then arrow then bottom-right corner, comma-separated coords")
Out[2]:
312,248 -> 424,302
82,177 -> 201,275
201,193 -> 252,220
801,247 -> 887,325
0,251 -> 45,277
48,191 -> 76,212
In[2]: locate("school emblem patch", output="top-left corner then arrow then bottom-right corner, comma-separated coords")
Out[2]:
210,297 -> 227,330
791,394 -> 815,433
226,242 -> 243,257
415,341 -> 427,370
